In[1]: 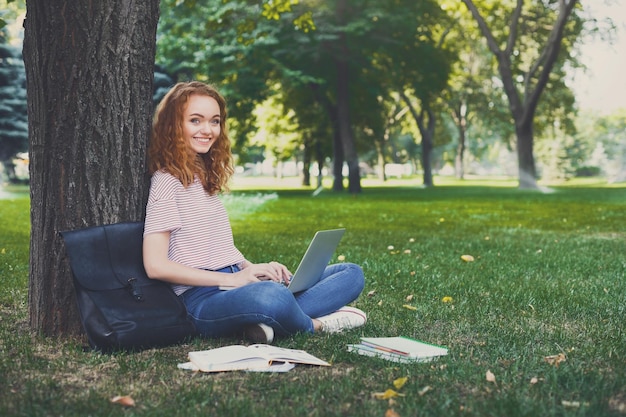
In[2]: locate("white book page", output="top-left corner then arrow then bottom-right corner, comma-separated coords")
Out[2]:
249,344 -> 330,366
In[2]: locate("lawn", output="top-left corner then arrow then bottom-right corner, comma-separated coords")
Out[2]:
1,179 -> 625,416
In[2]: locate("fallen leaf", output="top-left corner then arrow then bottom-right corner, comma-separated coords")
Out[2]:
405,294 -> 414,302
441,296 -> 453,303
561,400 -> 581,408
373,389 -> 405,400
387,245 -> 395,250
393,376 -> 408,389
337,255 -> 346,261
377,300 -> 383,306
367,290 -> 376,297
461,254 -> 475,262
402,304 -> 417,311
608,394 -> 626,413
544,353 -> 566,367
384,407 -> 401,417
403,249 -> 411,254
486,370 -> 496,383
418,386 -> 432,396
530,377 -> 539,385
409,238 -> 415,243
111,395 -> 135,407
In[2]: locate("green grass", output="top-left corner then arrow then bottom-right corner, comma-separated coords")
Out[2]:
1,179 -> 625,417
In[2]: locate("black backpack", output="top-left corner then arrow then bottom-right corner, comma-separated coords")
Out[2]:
61,222 -> 196,352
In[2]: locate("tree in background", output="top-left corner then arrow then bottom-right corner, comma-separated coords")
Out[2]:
461,0 -> 582,189
157,0 -> 454,191
157,0 -> 279,149
0,27 -> 27,183
439,2 -> 512,179
350,0 -> 451,187
576,110 -> 626,183
23,0 -> 159,337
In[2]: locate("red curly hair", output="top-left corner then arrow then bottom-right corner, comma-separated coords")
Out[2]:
148,81 -> 234,194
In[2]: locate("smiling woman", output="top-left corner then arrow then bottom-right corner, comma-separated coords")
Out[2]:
148,81 -> 234,195
142,81 -> 367,345
183,95 -> 221,155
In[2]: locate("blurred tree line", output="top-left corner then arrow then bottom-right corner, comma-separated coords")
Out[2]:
1,0 -> 624,186
0,0 -> 27,183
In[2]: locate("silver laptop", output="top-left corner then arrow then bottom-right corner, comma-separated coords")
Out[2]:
219,228 -> 345,293
286,228 -> 345,293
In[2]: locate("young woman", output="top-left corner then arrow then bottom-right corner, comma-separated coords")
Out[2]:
142,81 -> 366,343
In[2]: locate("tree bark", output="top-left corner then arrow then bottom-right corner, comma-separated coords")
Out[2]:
516,121 -> 537,189
23,0 -> 160,337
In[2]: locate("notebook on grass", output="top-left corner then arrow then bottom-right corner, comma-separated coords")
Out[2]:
347,336 -> 448,363
220,228 -> 346,293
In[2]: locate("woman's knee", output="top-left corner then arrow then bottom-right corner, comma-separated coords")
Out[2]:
246,282 -> 295,313
343,262 -> 365,292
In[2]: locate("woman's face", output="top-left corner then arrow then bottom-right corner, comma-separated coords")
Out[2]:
182,94 -> 221,154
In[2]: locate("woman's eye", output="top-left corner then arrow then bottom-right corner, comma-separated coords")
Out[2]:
211,119 -> 220,125
190,118 -> 200,124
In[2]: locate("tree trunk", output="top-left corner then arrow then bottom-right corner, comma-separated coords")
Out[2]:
23,0 -> 160,337
308,82 -> 343,191
332,127 -> 344,191
335,0 -> 361,194
516,120 -> 537,189
375,139 -> 386,182
420,109 -> 435,188
453,102 -> 467,180
334,59 -> 361,192
455,133 -> 465,180
315,140 -> 324,189
302,141 -> 311,186
401,92 -> 435,187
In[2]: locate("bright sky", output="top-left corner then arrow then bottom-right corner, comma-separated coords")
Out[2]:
572,1 -> 626,114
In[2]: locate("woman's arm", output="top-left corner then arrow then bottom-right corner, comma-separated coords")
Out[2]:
142,231 -> 291,287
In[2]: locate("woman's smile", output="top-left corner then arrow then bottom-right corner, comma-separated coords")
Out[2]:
183,95 -> 221,154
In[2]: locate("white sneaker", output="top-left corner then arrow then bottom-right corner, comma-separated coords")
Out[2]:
317,306 -> 367,333
243,323 -> 274,344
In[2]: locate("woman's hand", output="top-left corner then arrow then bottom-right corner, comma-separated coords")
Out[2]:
237,261 -> 292,286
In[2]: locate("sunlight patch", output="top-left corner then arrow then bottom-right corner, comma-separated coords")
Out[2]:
220,192 -> 278,217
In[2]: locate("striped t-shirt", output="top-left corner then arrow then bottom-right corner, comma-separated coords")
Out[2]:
144,170 -> 245,295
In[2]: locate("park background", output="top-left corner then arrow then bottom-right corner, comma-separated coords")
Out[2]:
1,0 -> 625,189
0,1 -> 625,416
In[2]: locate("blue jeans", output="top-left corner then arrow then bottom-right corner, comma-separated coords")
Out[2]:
181,263 -> 365,338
